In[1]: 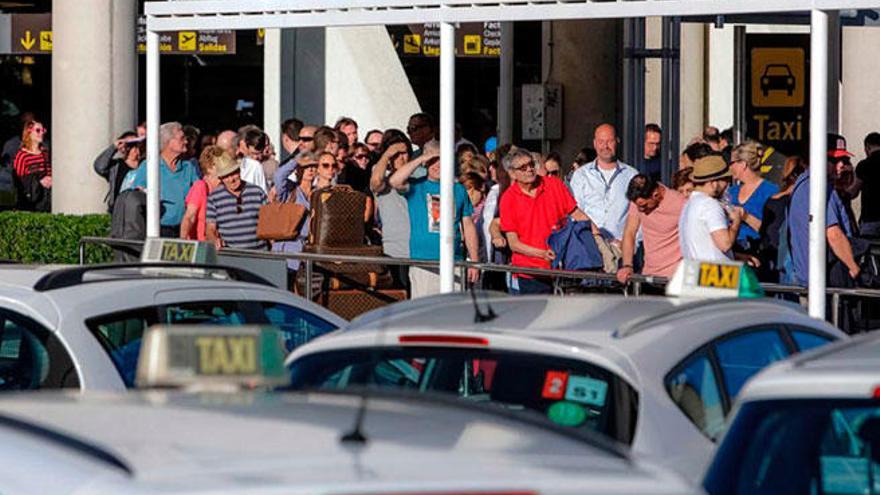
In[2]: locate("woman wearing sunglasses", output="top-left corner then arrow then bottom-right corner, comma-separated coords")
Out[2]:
13,120 -> 51,211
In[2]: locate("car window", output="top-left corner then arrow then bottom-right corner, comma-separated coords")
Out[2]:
164,301 -> 247,325
87,301 -> 335,388
791,329 -> 834,352
704,400 -> 880,495
289,348 -> 639,445
86,308 -> 159,387
0,309 -> 79,390
714,329 -> 790,399
666,352 -> 726,441
257,302 -> 337,353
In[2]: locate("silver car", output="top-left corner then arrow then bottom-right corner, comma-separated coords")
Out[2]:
0,390 -> 701,494
0,263 -> 345,391
704,331 -> 880,495
286,292 -> 846,481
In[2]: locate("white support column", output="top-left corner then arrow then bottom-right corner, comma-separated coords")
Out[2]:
264,28 -> 282,150
146,29 -> 161,238
808,9 -> 829,319
498,22 -> 514,145
439,21 -> 456,293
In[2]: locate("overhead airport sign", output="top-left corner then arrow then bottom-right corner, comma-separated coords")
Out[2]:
136,17 -> 236,55
393,22 -> 501,58
745,34 -> 810,157
9,13 -> 52,54
0,14 -> 234,55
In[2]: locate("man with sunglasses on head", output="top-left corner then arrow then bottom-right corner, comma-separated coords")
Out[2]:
390,139 -> 480,297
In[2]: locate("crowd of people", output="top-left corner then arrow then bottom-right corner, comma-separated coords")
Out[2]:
2,107 -> 877,297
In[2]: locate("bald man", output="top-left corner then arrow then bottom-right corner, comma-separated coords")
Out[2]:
216,130 -> 237,156
568,123 -> 638,243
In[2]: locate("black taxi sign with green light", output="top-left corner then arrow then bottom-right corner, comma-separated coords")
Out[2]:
135,325 -> 287,389
141,238 -> 218,264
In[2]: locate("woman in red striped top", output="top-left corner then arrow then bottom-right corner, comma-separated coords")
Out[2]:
13,120 -> 51,211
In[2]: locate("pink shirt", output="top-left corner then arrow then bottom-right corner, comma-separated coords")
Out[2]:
628,186 -> 685,277
184,180 -> 208,241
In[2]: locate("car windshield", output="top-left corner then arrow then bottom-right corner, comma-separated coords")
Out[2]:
288,347 -> 638,444
704,399 -> 880,495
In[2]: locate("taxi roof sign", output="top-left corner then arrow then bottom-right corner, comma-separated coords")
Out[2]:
135,325 -> 287,389
141,238 -> 217,265
666,259 -> 764,299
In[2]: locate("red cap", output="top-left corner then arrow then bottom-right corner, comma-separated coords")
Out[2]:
827,133 -> 854,158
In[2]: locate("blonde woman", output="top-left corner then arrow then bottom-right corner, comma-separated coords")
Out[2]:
180,146 -> 226,240
728,140 -> 779,251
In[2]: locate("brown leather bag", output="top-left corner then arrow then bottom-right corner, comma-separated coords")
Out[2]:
256,198 -> 307,241
308,185 -> 367,247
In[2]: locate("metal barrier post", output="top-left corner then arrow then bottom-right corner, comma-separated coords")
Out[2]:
304,260 -> 314,301
832,292 -> 840,328
459,264 -> 469,292
633,281 -> 642,297
78,242 -> 86,265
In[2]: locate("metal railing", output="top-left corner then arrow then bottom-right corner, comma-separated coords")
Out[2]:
78,236 -> 880,329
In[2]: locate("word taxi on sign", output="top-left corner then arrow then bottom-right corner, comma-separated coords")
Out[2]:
135,326 -> 287,389
666,259 -> 764,299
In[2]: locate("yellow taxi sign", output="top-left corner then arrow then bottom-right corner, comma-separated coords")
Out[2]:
135,325 -> 287,389
141,238 -> 217,265
666,260 -> 764,299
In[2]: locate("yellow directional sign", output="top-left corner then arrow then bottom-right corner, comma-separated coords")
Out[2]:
20,30 -> 35,51
39,31 -> 52,51
403,34 -> 421,54
463,34 -> 481,55
178,31 -> 197,51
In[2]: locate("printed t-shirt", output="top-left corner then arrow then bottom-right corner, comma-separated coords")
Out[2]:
404,177 -> 472,260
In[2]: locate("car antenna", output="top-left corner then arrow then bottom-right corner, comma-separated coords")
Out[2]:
340,392 -> 369,445
469,277 -> 497,323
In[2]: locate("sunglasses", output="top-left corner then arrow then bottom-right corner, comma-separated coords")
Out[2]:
513,162 -> 536,172
546,170 -> 560,176
33,127 -> 46,134
367,141 -> 382,147
298,136 -> 314,142
354,154 -> 369,160
235,194 -> 243,214
319,162 -> 336,169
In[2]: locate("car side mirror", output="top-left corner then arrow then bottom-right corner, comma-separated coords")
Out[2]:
857,416 -> 880,464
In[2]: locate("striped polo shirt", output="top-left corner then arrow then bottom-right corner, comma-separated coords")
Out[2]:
206,182 -> 268,250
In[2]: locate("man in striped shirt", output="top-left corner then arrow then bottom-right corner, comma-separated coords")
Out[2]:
206,153 -> 268,250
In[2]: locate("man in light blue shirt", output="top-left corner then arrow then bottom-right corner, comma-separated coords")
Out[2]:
569,123 -> 638,241
130,122 -> 200,237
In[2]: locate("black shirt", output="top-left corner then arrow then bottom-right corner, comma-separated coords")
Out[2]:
856,151 -> 880,224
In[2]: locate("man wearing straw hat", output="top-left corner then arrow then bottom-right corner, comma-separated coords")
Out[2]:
678,155 -> 743,262
206,152 -> 268,251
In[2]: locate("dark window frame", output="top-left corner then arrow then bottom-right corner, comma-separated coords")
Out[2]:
0,308 -> 80,389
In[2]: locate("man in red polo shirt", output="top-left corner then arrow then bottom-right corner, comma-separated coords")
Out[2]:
499,148 -> 592,294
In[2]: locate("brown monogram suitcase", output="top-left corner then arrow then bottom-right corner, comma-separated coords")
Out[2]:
308,185 -> 367,247
302,244 -> 386,273
296,269 -> 394,294
315,289 -> 408,320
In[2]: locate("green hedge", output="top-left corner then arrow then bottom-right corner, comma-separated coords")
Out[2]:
0,212 -> 113,264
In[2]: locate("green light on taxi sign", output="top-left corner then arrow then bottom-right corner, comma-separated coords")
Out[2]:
136,325 -> 287,389
547,401 -> 587,427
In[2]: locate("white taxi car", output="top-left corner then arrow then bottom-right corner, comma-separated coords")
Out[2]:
0,325 -> 701,495
286,268 -> 845,481
0,262 -> 345,391
703,331 -> 880,495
